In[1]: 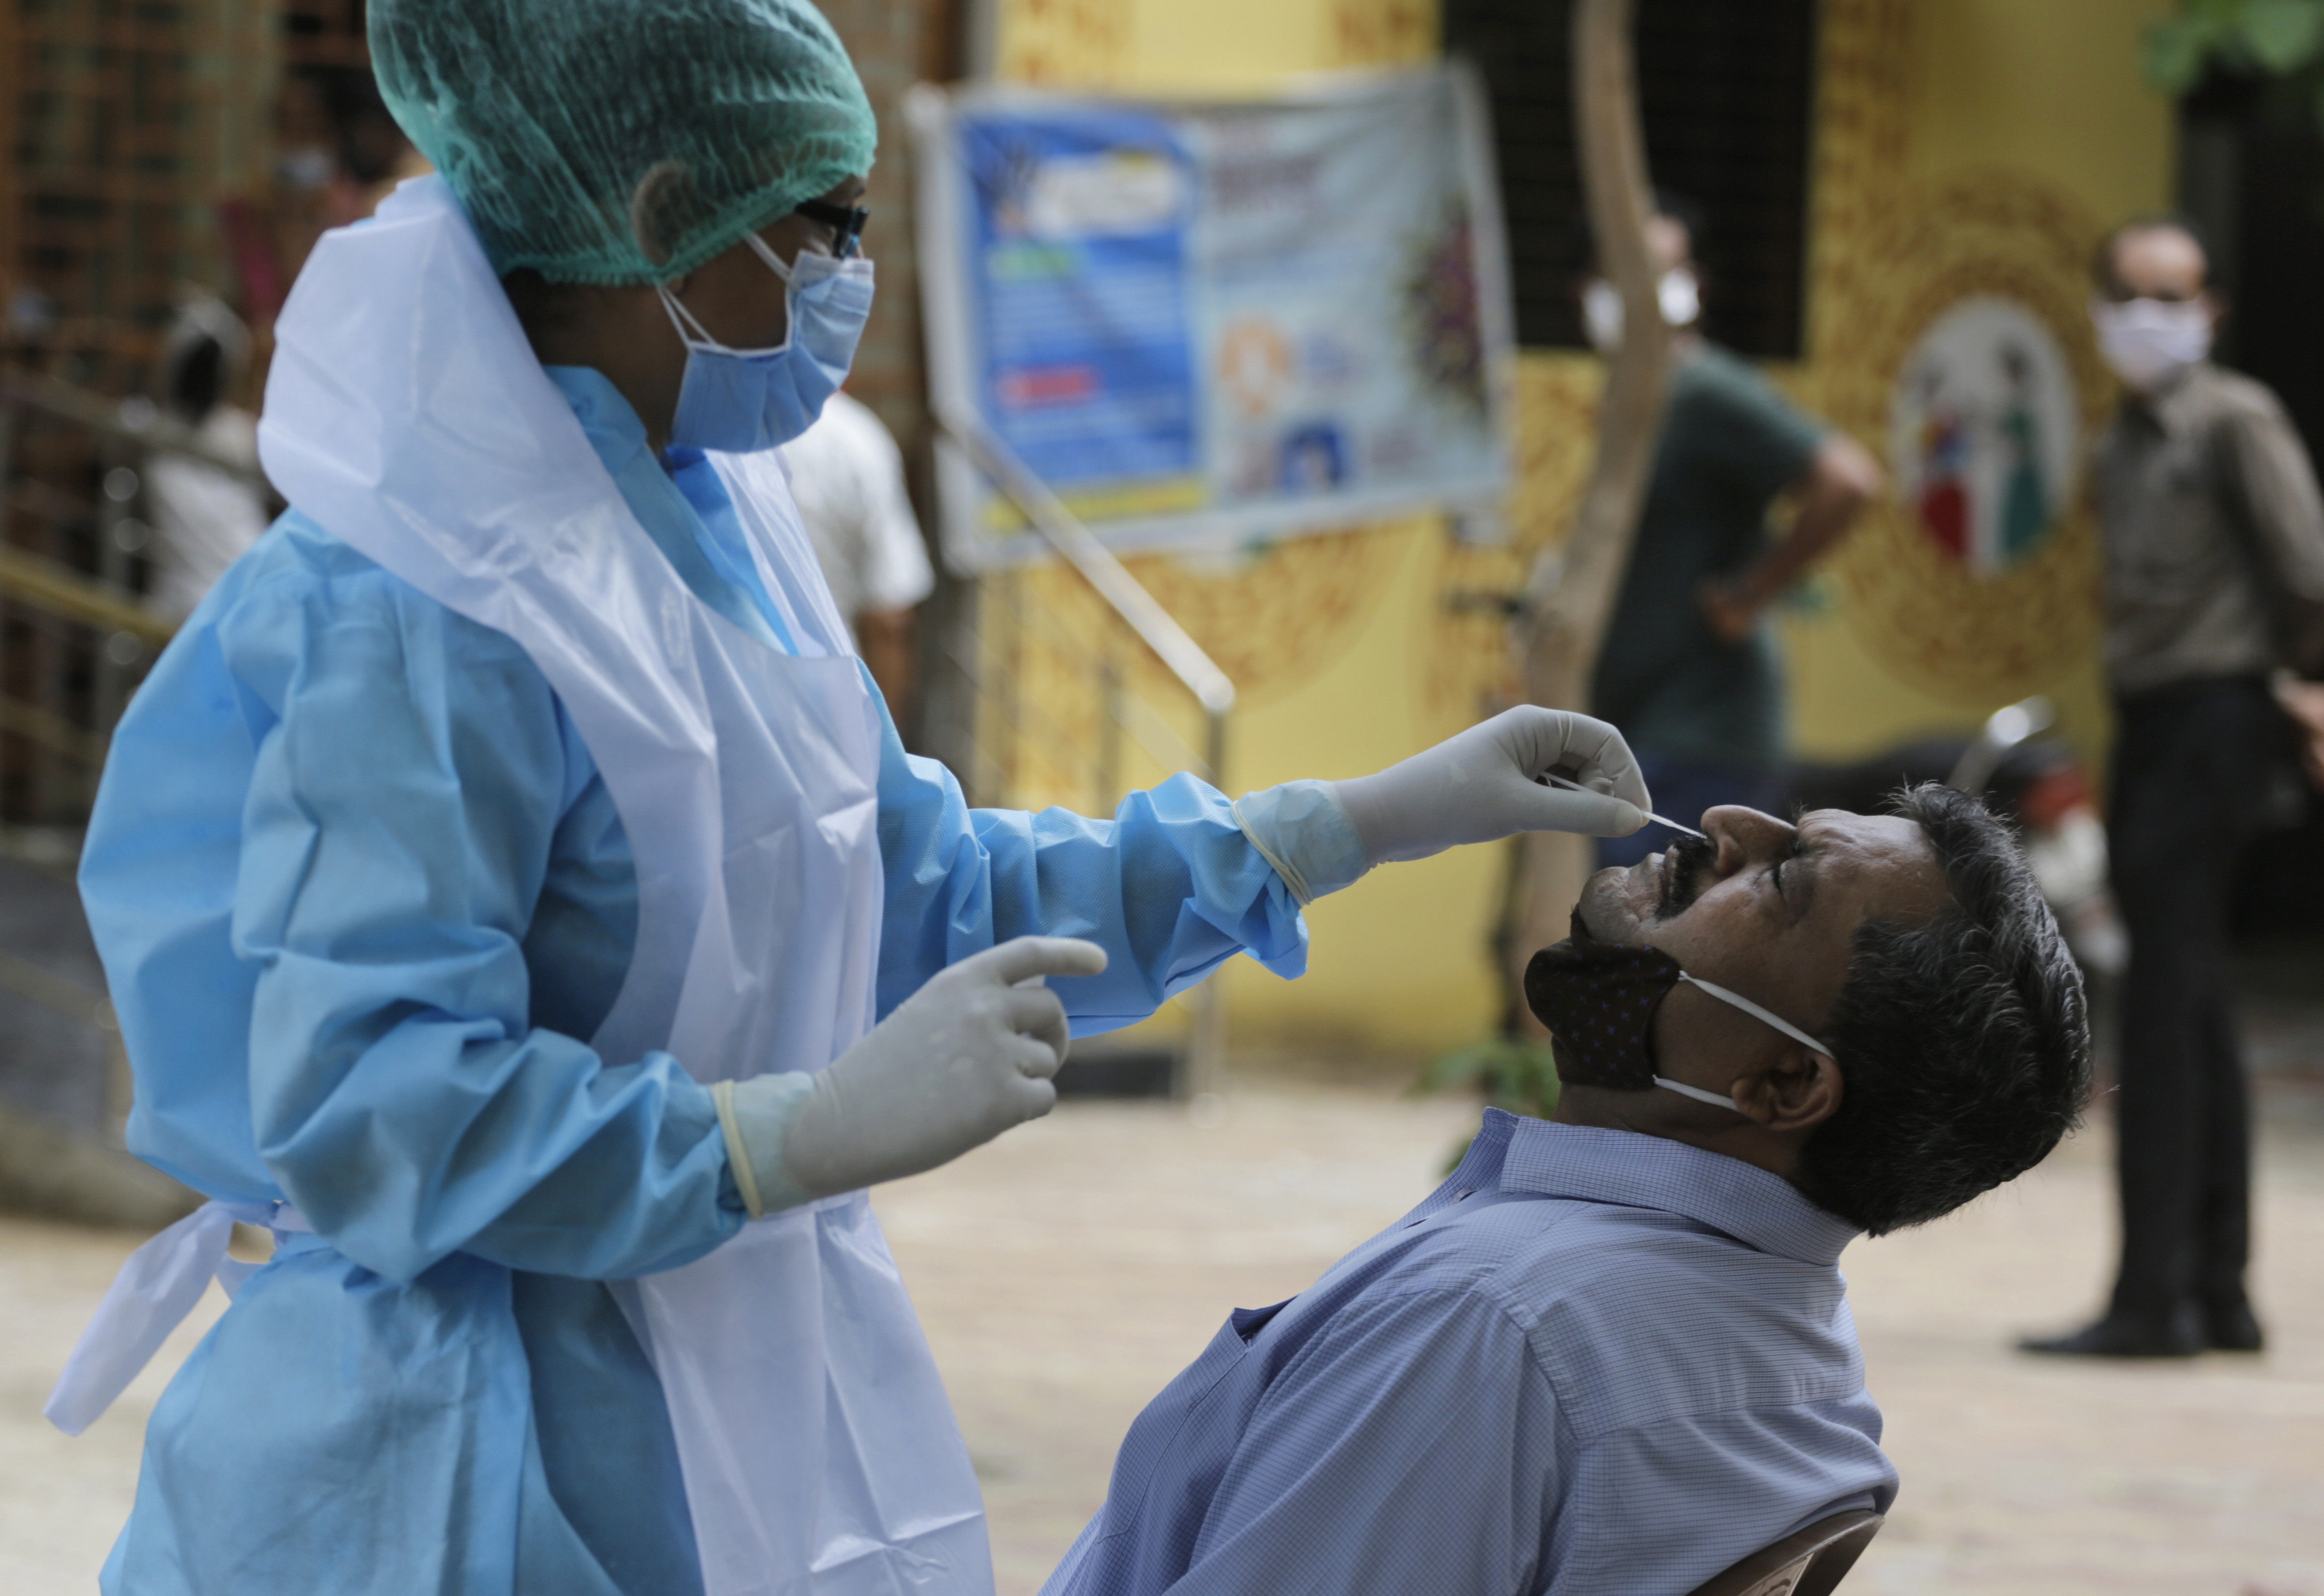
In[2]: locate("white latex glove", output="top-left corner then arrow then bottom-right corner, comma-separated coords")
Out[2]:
774,936 -> 1108,1199
1330,706 -> 1650,865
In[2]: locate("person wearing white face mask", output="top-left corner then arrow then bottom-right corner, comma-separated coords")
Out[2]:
1577,256 -> 1700,356
1576,195 -> 1884,875
2089,287 -> 2215,394
2022,217 -> 2324,1362
47,4 -> 1660,1595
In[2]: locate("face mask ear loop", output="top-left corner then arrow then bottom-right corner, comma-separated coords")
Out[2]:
1652,1075 -> 1747,1112
1677,972 -> 1834,1058
742,230 -> 796,283
658,281 -> 721,350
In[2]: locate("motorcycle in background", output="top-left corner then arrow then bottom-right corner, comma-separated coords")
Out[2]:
1787,697 -> 2127,978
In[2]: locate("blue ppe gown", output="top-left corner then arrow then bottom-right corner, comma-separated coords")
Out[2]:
78,367 -> 1313,1596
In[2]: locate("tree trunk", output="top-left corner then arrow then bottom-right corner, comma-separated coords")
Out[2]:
1503,0 -> 1676,1025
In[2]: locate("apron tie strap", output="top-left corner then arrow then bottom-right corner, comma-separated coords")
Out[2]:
46,1198 -> 307,1436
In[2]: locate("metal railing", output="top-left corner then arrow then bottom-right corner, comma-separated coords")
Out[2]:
0,371 -> 264,1161
934,411 -> 1238,1098
0,371 -> 256,822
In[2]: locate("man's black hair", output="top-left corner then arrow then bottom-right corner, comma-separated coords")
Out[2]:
2093,212 -> 2222,295
1793,783 -> 2093,1235
166,333 -> 227,425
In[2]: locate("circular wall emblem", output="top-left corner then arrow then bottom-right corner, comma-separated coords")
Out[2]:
1810,172 -> 2111,707
1889,296 -> 2077,575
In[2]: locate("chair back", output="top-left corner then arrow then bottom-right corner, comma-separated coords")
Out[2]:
1683,1509 -> 1884,1596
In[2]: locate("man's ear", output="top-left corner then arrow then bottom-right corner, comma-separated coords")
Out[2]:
1732,1045 -> 1842,1134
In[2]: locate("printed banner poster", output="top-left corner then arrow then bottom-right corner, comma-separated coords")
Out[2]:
910,66 -> 1517,569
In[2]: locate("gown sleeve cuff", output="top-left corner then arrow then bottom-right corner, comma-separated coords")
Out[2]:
713,1073 -> 818,1220
1232,779 -> 1372,906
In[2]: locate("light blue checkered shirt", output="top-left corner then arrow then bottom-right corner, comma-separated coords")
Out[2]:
1041,1111 -> 1898,1596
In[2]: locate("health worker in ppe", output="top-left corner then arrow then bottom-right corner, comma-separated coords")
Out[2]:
48,4 -> 1653,1595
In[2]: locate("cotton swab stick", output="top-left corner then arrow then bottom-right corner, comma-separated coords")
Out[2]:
1541,773 -> 1708,839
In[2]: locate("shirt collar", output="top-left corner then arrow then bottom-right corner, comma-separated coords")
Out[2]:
2126,359 -> 2213,436
1444,1110 -> 1860,1266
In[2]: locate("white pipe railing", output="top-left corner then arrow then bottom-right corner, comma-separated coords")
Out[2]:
933,409 -> 1235,1100
933,410 -> 1234,784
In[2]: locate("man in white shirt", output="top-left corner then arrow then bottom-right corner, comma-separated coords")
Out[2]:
145,298 -> 272,622
780,388 -> 935,715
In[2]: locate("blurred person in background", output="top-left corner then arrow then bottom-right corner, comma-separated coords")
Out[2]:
223,66 -> 427,332
143,296 -> 270,621
780,386 -> 934,719
278,65 -> 427,233
1581,196 -> 1884,869
2023,217 -> 2324,1360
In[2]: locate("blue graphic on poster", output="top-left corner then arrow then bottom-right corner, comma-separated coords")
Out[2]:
914,66 -> 1515,567
963,109 -> 1200,504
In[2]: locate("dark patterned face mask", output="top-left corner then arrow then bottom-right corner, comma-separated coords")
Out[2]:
1523,939 -> 1833,1111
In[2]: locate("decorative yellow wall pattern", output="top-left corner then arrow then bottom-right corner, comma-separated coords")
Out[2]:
1815,172 -> 2111,704
998,0 -> 1435,90
1799,0 -> 2114,714
1124,532 -> 1409,705
1322,0 -> 1437,68
1420,356 -> 1600,738
993,0 -> 1130,85
1788,0 -> 2170,764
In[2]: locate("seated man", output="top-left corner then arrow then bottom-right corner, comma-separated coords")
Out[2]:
1043,785 -> 2090,1596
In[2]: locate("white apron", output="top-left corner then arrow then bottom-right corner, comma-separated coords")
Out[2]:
54,175 -> 991,1596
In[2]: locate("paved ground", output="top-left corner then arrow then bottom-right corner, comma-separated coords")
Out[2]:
0,850 -> 114,1136
5,1079 -> 2322,1596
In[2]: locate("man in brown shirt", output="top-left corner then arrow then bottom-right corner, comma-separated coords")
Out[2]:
2025,219 -> 2324,1359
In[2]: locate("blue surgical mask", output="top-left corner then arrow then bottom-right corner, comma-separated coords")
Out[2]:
657,231 -> 874,453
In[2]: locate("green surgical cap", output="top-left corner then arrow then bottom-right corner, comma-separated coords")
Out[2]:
370,0 -> 877,285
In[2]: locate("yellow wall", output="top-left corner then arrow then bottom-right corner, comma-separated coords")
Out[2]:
1909,0 -> 2175,203
1779,0 -> 2176,770
990,0 -> 2180,1061
995,0 -> 1435,85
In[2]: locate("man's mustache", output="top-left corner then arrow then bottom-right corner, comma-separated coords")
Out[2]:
1656,833 -> 1718,920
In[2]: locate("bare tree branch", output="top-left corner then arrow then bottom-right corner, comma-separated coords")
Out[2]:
1502,0 -> 1676,1025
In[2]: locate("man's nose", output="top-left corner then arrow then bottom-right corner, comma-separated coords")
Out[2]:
1700,805 -> 1797,876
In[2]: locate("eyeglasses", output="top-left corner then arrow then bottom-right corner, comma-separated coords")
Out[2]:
794,199 -> 869,258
